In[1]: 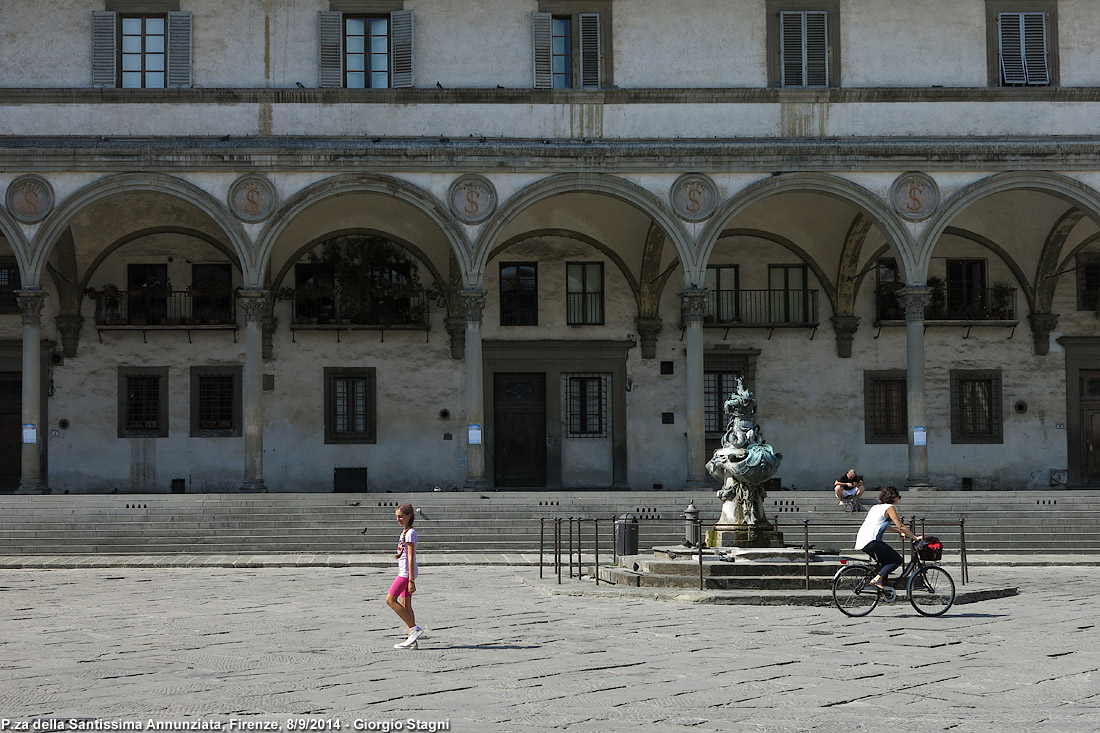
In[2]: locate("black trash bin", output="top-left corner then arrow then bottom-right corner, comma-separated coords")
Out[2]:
615,513 -> 639,556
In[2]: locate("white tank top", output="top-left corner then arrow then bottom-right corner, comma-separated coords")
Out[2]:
855,503 -> 892,549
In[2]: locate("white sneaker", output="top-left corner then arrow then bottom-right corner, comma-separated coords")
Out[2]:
406,626 -> 425,644
393,640 -> 418,649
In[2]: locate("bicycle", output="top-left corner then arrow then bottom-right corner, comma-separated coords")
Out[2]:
832,538 -> 956,617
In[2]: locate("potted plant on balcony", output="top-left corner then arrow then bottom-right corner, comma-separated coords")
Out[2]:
990,281 -> 1014,320
926,276 -> 946,319
86,283 -> 122,324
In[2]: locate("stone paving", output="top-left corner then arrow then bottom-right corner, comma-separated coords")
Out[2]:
0,561 -> 1098,732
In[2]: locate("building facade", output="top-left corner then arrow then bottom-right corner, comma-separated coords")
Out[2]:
2,0 -> 1100,493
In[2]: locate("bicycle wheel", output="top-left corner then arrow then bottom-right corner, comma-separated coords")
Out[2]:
908,565 -> 955,617
832,564 -> 880,617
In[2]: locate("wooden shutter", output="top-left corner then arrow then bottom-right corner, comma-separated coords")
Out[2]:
390,9 -> 414,88
319,10 -> 343,88
779,11 -> 803,87
998,13 -> 1027,85
532,12 -> 553,89
1022,12 -> 1049,85
166,11 -> 193,88
804,11 -> 828,87
578,12 -> 601,89
91,10 -> 118,88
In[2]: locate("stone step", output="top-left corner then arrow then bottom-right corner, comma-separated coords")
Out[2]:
599,567 -> 836,590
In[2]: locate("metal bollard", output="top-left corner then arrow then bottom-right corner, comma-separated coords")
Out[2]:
683,501 -> 701,547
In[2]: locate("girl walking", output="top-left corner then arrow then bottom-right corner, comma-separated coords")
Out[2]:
386,503 -> 425,649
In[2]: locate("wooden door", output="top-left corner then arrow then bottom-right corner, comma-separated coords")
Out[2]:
493,373 -> 546,487
1080,371 -> 1100,485
0,373 -> 20,490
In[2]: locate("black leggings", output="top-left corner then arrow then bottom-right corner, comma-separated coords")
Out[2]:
862,540 -> 902,580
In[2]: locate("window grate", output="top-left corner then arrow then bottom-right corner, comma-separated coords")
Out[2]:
565,374 -> 608,438
871,378 -> 907,438
126,374 -> 161,429
335,377 -> 369,435
197,374 -> 235,429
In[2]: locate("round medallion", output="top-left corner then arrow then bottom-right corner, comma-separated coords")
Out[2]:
5,175 -> 55,224
228,175 -> 277,223
449,175 -> 497,224
890,172 -> 940,222
671,174 -> 718,222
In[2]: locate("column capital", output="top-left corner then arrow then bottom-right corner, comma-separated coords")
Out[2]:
678,288 -> 708,326
445,316 -> 467,360
635,317 -> 663,359
460,288 -> 487,324
237,288 -> 268,324
54,314 -> 85,358
897,286 -> 931,323
830,315 -> 860,359
15,290 -> 47,326
1028,313 -> 1059,356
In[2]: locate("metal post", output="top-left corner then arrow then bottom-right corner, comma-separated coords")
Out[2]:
959,517 -> 968,585
539,518 -> 544,579
576,517 -> 582,579
555,518 -> 562,585
594,519 -> 600,586
568,517 -> 574,579
698,518 -> 704,591
803,519 -> 810,591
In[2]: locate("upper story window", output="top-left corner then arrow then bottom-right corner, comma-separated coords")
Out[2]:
988,2 -> 1057,86
1076,252 -> 1100,312
704,265 -> 739,324
319,3 -> 413,88
766,1 -> 840,88
500,263 -> 538,327
0,259 -> 21,314
566,262 -> 604,325
768,264 -> 810,324
92,3 -> 191,89
532,1 -> 612,89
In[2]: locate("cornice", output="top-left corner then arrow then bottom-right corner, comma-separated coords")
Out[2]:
0,136 -> 1098,173
4,86 -> 1100,105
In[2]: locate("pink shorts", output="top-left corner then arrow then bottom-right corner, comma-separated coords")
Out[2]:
388,575 -> 413,599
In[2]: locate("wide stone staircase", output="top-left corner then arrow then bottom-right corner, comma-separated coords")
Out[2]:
0,489 -> 1096,556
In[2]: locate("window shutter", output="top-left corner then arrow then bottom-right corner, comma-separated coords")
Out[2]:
998,13 -> 1027,85
91,11 -> 118,88
1022,12 -> 1049,85
532,12 -> 553,89
804,11 -> 828,87
578,12 -> 601,89
166,11 -> 193,88
779,11 -> 804,87
390,9 -> 414,88
318,10 -> 343,88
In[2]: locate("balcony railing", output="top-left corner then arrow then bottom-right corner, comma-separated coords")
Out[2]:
876,287 -> 1018,322
291,290 -> 430,328
701,289 -> 819,327
92,290 -> 235,326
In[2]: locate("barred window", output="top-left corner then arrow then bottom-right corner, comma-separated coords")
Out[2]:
704,265 -> 738,324
325,368 -> 377,443
118,367 -> 168,438
566,374 -> 608,438
704,351 -> 750,434
191,367 -> 241,437
864,371 -> 906,444
950,370 -> 1003,444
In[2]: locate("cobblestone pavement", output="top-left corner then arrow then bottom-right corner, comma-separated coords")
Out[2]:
0,564 -> 1096,732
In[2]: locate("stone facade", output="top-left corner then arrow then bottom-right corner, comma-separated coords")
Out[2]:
1,1 -> 1098,492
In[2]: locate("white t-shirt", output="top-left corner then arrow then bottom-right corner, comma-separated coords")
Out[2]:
855,503 -> 891,549
397,527 -> 419,579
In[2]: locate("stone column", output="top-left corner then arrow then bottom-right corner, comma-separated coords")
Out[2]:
16,290 -> 47,493
1028,313 -> 1059,357
239,289 -> 267,492
680,289 -> 709,488
461,289 -> 487,488
899,287 -> 933,490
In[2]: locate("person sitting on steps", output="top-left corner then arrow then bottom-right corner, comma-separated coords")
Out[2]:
834,468 -> 865,510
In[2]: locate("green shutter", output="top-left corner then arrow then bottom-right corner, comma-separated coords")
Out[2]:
92,11 -> 117,88
319,10 -> 343,88
390,9 -> 414,88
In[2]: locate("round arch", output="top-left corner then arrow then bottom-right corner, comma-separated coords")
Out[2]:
472,174 -> 693,289
917,171 -> 1100,280
717,227 -> 838,310
268,227 -> 452,317
254,174 -> 470,289
487,228 -> 643,312
29,173 -> 252,288
699,173 -> 916,284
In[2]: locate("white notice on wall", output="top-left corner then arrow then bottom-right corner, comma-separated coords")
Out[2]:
913,426 -> 927,446
468,424 -> 482,445
22,423 -> 36,444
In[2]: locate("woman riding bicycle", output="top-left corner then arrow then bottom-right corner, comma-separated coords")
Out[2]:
855,486 -> 922,592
